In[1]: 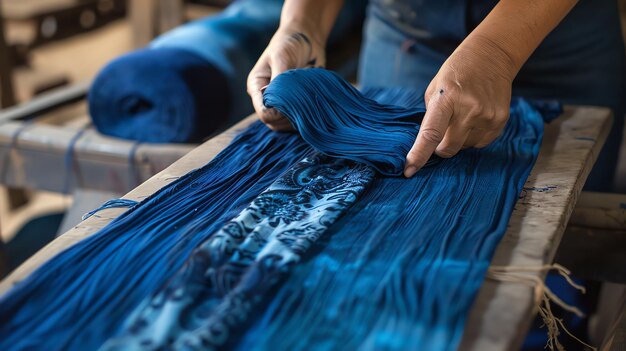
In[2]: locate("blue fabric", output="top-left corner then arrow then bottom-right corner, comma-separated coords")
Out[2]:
89,0 -> 367,143
359,0 -> 625,192
0,122 -> 312,351
233,70 -> 546,351
1,69 -> 552,350
81,199 -> 139,221
89,48 -> 230,143
264,69 -> 429,175
100,154 -> 374,350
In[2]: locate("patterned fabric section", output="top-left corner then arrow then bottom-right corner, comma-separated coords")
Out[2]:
100,153 -> 375,351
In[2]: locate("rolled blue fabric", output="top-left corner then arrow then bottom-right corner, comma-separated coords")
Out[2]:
88,48 -> 230,143
89,0 -> 367,143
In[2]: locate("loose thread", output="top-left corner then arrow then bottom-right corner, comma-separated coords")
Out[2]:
487,264 -> 597,351
81,198 -> 139,221
63,123 -> 91,195
128,141 -> 142,189
1,121 -> 34,184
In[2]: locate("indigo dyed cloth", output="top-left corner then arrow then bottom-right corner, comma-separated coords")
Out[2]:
100,154 -> 374,350
361,0 -> 625,191
89,48 -> 231,143
265,69 -> 428,176
1,69 -> 551,351
236,81 -> 546,351
89,0 -> 366,143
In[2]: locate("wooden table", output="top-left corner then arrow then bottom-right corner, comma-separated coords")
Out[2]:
0,106 -> 613,350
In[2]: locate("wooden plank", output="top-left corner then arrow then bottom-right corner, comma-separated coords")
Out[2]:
2,0 -> 77,20
459,106 -> 612,350
3,0 -> 127,48
0,106 -> 613,350
129,0 -> 157,48
599,283 -> 626,351
0,82 -> 88,124
569,192 -> 626,230
157,0 -> 184,33
12,66 -> 70,103
0,122 -> 194,193
554,226 -> 626,283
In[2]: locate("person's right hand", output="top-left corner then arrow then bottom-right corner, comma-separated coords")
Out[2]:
247,26 -> 326,131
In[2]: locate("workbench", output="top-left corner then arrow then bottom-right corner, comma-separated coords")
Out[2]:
0,105 -> 618,349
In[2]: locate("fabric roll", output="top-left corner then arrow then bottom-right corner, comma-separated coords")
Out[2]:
88,0 -> 367,143
88,48 -> 231,143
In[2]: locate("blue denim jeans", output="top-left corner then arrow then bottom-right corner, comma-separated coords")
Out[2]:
359,0 -> 626,192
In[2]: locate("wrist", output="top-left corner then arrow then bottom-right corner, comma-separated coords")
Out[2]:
278,19 -> 327,48
459,33 -> 521,82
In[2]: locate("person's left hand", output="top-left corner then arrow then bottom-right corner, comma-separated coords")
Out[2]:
404,35 -> 517,178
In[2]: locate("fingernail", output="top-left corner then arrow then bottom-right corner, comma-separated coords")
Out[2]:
260,84 -> 269,92
404,166 -> 417,178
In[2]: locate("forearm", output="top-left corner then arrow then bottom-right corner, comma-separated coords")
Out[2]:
462,0 -> 578,78
280,0 -> 344,45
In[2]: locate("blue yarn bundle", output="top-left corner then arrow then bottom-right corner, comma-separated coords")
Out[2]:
1,68 -> 555,350
88,0 -> 366,143
264,69 -> 428,175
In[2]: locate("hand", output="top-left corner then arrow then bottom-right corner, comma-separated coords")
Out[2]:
404,35 -> 517,178
247,26 -> 326,131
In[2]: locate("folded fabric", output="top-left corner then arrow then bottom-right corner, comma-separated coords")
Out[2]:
265,69 -> 430,175
88,0 -> 367,143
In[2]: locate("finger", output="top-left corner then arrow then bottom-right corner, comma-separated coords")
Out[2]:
463,129 -> 483,148
435,124 -> 471,158
264,112 -> 293,129
247,62 -> 271,118
474,128 -> 503,148
267,119 -> 295,131
260,107 -> 285,124
405,91 -> 453,177
270,55 -> 293,80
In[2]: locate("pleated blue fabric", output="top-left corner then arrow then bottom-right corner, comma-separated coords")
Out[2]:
0,122 -> 311,351
100,154 -> 375,350
1,68 -> 551,351
237,93 -> 545,351
264,69 -> 430,175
